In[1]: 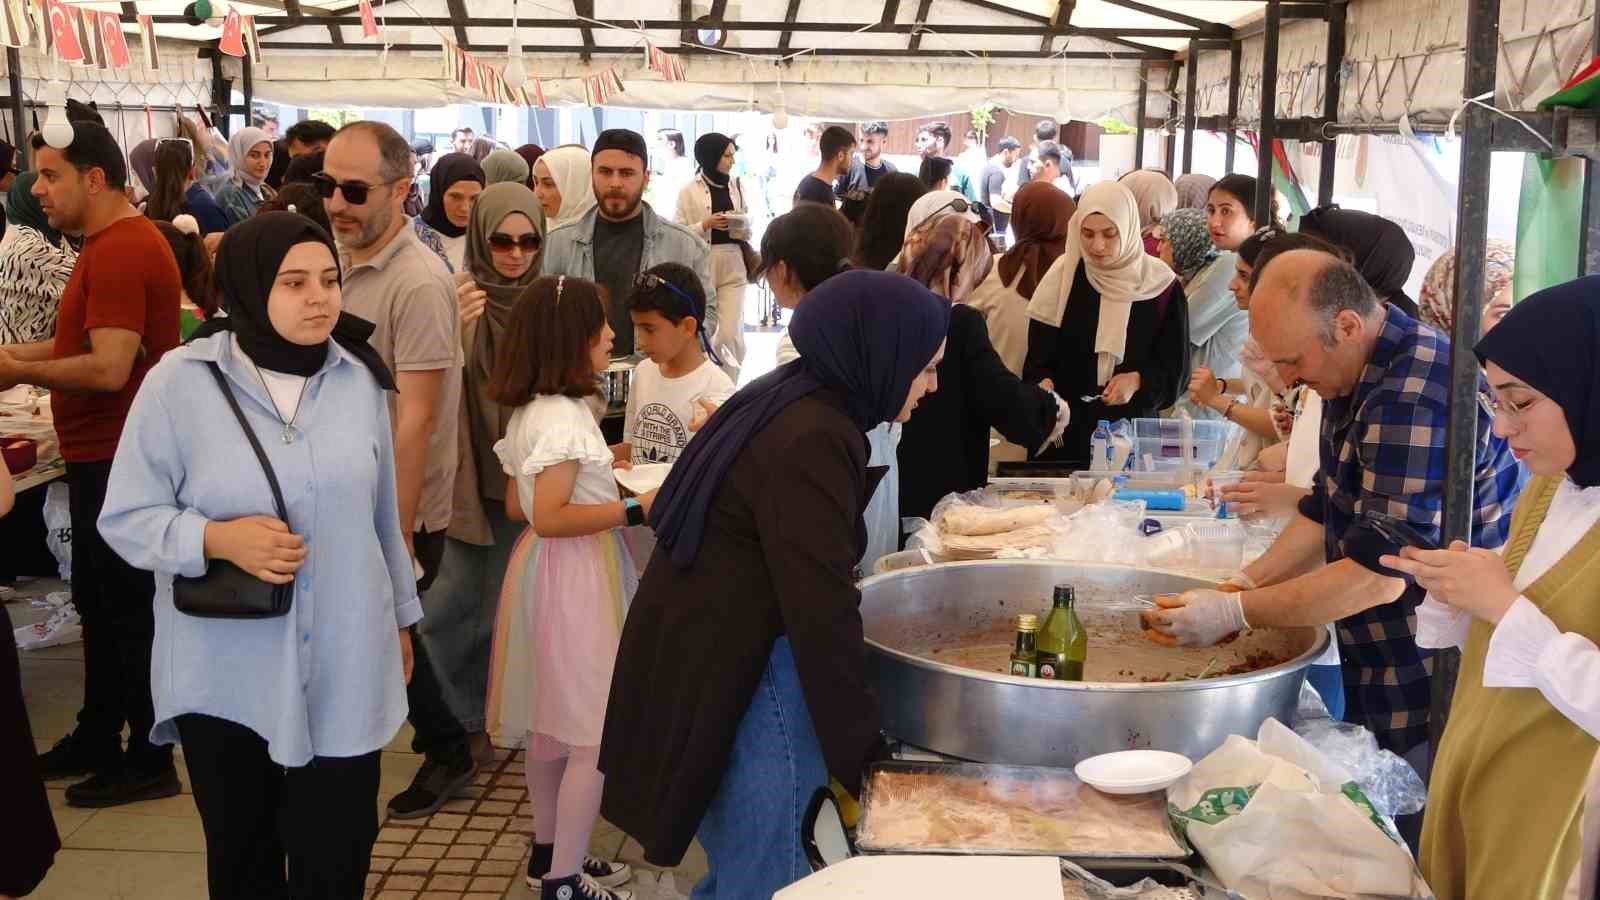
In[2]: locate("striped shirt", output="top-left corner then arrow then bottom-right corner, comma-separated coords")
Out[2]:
1297,304 -> 1525,757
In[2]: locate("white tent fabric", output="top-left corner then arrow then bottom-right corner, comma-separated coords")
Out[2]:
0,45 -> 215,149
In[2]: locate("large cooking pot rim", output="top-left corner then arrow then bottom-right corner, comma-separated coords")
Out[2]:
858,560 -> 1331,694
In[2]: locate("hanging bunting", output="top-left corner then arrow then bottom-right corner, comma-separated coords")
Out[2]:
137,12 -> 158,69
218,6 -> 244,58
357,0 -> 378,38
89,6 -> 106,68
98,10 -> 130,68
242,14 -> 261,64
1,0 -> 28,48
646,41 -> 686,82
69,0 -> 94,64
520,79 -> 547,109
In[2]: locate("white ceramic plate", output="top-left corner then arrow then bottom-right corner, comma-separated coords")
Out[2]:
615,463 -> 672,496
1075,750 -> 1193,795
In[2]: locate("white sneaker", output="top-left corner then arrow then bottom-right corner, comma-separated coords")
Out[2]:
539,872 -> 633,900
14,592 -> 81,650
528,855 -> 633,893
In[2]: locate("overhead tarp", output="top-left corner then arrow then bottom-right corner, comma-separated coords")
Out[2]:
0,44 -> 215,149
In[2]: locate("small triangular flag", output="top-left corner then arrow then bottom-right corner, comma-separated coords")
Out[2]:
358,0 -> 378,39
218,7 -> 244,57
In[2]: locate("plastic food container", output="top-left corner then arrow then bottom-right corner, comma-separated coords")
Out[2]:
1132,418 -> 1236,471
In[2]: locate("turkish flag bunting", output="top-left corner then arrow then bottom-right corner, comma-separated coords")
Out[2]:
138,13 -> 159,68
243,14 -> 261,64
218,7 -> 244,57
0,0 -> 27,49
358,0 -> 378,38
99,11 -> 129,68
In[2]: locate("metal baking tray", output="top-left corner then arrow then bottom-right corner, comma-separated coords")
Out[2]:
854,760 -> 1191,861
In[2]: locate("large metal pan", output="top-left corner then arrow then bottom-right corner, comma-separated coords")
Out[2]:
859,560 -> 1329,768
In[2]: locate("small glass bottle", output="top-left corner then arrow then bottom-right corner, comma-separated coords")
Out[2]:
1009,614 -> 1040,677
1036,584 -> 1088,681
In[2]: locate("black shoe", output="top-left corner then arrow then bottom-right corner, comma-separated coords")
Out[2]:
538,873 -> 633,900
386,756 -> 477,820
37,732 -> 119,782
64,764 -> 182,808
528,855 -> 632,892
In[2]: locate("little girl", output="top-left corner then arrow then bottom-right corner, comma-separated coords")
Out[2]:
486,275 -> 651,900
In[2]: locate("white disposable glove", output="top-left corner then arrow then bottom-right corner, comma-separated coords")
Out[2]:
1145,589 -> 1250,647
1220,571 -> 1257,592
1036,392 -> 1072,455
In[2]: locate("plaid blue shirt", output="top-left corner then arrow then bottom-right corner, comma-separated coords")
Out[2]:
1297,304 -> 1525,757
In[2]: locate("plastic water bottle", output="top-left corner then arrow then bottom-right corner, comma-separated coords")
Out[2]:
1091,420 -> 1112,471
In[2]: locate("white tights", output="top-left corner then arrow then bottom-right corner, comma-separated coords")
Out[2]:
524,744 -> 606,880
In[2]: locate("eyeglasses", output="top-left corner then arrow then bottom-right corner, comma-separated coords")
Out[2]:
309,172 -> 399,206
488,232 -> 542,253
1480,390 -> 1545,424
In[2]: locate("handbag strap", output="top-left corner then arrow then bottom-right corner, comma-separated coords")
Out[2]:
204,361 -> 291,528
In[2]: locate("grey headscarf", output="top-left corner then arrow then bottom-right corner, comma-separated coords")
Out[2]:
481,149 -> 532,186
1174,174 -> 1216,211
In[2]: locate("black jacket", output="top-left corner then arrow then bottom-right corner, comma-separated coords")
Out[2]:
898,303 -> 1059,520
1024,262 -> 1190,462
599,389 -> 883,867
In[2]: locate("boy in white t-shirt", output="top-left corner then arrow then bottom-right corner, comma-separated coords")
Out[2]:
613,262 -> 737,466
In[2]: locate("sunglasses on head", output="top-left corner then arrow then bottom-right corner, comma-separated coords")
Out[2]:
309,172 -> 397,205
488,232 -> 541,252
633,272 -> 723,367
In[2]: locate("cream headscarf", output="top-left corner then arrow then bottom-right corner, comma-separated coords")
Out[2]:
539,145 -> 597,229
1026,181 -> 1177,385
1121,169 -> 1179,234
902,189 -> 976,238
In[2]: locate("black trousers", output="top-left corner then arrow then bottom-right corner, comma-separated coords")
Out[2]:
176,714 -> 380,900
1,604 -> 60,896
405,528 -> 470,765
66,460 -> 167,770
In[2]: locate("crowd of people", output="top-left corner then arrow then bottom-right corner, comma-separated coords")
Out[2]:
0,103 -> 1594,900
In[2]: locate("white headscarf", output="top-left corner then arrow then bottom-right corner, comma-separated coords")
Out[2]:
1026,181 -> 1177,385
227,126 -> 272,194
903,189 -> 979,239
540,145 -> 597,230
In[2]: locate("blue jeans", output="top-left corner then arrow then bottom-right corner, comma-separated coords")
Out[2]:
692,638 -> 829,900
1307,663 -> 1346,722
414,507 -> 522,732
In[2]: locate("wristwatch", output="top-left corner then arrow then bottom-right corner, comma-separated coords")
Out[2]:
623,497 -> 645,527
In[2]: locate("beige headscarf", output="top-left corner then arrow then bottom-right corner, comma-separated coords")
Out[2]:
1121,169 -> 1179,234
539,145 -> 598,229
1026,181 -> 1177,385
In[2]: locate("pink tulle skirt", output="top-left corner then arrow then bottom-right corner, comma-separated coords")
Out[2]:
484,527 -> 637,759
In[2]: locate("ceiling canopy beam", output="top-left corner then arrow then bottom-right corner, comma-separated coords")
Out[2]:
238,16 -> 1217,38
1096,0 -> 1230,36
254,40 -> 1169,59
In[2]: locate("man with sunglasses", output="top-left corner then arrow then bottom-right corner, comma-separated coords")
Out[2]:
542,129 -> 715,359
0,122 -> 184,808
320,121 -> 478,816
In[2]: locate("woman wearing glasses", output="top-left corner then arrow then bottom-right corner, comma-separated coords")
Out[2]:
411,152 -> 485,274
1382,277 -> 1600,900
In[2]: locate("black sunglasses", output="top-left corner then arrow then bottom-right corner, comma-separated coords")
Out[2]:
309,172 -> 399,205
488,232 -> 541,252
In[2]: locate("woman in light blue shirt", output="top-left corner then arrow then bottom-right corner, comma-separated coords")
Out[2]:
99,212 -> 417,900
1158,207 -> 1248,422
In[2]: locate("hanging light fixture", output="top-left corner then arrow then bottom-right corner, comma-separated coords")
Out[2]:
503,0 -> 527,89
41,82 -> 73,149
770,67 -> 788,130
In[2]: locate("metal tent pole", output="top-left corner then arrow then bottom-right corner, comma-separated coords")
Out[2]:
1135,61 -> 1149,170
1254,0 -> 1281,225
1182,38 -> 1199,174
1225,40 -> 1241,173
1317,0 -> 1346,207
241,55 -> 253,129
6,48 -> 24,170
1163,61 -> 1180,176
1432,0 -> 1502,755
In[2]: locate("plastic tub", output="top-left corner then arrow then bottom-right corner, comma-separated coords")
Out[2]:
1132,418 -> 1237,471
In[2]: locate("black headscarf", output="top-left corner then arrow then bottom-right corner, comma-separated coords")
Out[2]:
1475,275 -> 1600,488
264,140 -> 291,191
191,212 -> 396,389
1299,206 -> 1420,318
421,152 -> 485,238
694,133 -> 734,188
650,270 -> 951,568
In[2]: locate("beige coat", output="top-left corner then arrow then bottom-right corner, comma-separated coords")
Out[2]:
965,266 -> 1031,378
1568,754 -> 1598,899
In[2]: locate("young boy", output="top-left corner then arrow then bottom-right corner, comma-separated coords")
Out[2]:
616,263 -> 737,466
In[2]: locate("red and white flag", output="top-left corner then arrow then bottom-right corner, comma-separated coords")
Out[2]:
243,14 -> 261,64
49,0 -> 85,63
358,0 -> 379,38
137,12 -> 158,68
218,6 -> 244,57
99,11 -> 129,68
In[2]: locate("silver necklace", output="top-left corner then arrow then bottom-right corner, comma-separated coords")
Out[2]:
250,361 -> 309,445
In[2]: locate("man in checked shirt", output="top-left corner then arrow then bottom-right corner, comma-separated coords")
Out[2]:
1148,250 -> 1525,824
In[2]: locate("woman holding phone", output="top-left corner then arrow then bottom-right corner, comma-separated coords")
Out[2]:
1381,276 -> 1600,900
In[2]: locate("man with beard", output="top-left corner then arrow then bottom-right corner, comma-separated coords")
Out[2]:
543,129 -> 715,358
835,121 -> 897,226
451,127 -> 475,155
321,121 -> 479,818
916,120 -> 976,203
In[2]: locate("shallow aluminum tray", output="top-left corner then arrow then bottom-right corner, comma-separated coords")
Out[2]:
859,560 -> 1328,768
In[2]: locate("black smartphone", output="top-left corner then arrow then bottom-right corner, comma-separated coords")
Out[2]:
1363,511 -> 1441,552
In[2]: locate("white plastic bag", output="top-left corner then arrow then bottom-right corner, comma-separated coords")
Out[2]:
14,591 -> 81,650
43,481 -> 71,582
1167,718 -> 1433,900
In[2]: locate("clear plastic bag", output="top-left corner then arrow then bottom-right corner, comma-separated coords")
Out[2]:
1057,499 -> 1149,565
1291,717 -> 1428,818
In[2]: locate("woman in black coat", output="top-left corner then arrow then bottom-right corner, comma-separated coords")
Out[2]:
893,206 -> 1068,520
1025,181 -> 1190,463
599,271 -> 950,900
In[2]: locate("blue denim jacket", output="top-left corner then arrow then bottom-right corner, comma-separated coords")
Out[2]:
540,202 -> 718,337
98,333 -> 422,767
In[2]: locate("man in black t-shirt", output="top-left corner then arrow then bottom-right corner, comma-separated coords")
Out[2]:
836,121 -> 897,225
794,125 -> 854,209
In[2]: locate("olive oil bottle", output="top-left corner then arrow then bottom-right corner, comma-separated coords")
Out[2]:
1036,584 -> 1087,680
1009,614 -> 1040,677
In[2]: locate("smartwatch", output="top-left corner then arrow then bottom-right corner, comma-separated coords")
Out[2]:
623,497 -> 645,527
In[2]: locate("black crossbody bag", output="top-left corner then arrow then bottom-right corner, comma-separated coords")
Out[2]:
172,362 -> 294,619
